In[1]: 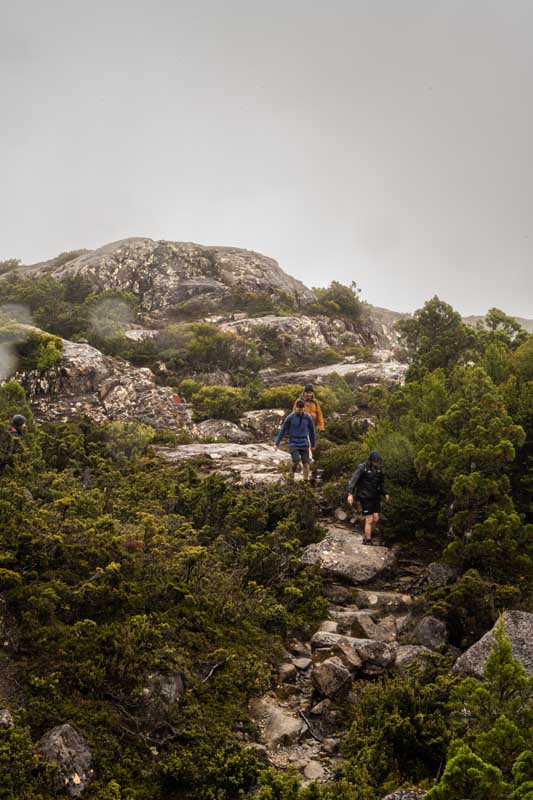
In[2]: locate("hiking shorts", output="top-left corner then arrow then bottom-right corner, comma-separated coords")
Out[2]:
290,447 -> 310,465
359,497 -> 381,516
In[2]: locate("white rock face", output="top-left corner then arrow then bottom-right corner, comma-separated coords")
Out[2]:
301,524 -> 396,584
270,360 -> 408,387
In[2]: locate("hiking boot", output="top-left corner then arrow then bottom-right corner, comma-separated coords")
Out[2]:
362,538 -> 372,545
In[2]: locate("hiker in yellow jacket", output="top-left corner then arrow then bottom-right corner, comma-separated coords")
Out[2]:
293,385 -> 325,433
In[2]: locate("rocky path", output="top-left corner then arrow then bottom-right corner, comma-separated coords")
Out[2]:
248,518 -> 440,785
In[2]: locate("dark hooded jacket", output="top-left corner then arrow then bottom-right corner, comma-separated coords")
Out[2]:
348,456 -> 387,500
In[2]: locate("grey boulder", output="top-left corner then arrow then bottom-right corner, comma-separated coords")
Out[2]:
453,611 -> 533,678
36,724 -> 93,798
414,616 -> 448,651
301,525 -> 396,585
311,657 -> 352,698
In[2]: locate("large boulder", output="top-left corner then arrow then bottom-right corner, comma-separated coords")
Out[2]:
196,419 -> 252,444
156,442 -> 293,484
18,239 -> 315,317
453,611 -> 533,678
36,724 -> 93,798
301,525 -> 396,585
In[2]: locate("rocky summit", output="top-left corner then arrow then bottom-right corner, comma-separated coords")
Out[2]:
20,238 -> 315,318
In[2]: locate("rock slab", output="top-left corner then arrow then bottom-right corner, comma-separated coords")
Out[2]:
301,524 -> 396,585
156,442 -> 293,484
453,611 -> 533,678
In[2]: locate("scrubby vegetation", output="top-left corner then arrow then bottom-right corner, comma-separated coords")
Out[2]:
0,325 -> 64,372
0,285 -> 532,799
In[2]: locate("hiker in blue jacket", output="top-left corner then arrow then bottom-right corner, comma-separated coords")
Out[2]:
274,399 -> 316,482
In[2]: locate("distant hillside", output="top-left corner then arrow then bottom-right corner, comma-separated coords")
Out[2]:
464,314 -> 533,333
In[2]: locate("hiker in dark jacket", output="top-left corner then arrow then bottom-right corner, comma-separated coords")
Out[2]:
0,414 -> 27,473
347,450 -> 389,544
9,414 -> 27,437
274,400 -> 316,482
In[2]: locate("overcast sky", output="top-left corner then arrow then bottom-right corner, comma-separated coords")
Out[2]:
2,1 -> 532,316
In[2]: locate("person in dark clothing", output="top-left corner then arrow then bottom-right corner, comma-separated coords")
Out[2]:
347,450 -> 389,544
274,399 -> 316,482
0,414 -> 27,473
9,414 -> 27,436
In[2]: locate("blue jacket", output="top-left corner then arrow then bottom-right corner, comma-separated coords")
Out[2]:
275,411 -> 316,449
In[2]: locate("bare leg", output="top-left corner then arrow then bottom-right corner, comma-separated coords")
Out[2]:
371,513 -> 380,539
364,515 -> 373,541
303,463 -> 310,481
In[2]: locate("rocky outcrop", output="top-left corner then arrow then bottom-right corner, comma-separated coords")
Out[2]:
453,611 -> 533,678
156,442 -> 294,484
267,360 -> 407,387
7,334 -> 195,430
355,589 -> 412,613
21,239 -> 315,318
36,724 -> 94,798
381,792 -> 426,800
221,314 -> 366,363
301,524 -> 396,585
240,409 -> 286,441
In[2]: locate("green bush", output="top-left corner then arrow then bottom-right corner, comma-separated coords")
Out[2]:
0,325 -> 63,371
311,281 -> 362,322
256,385 -> 302,411
192,385 -> 248,422
154,322 -> 261,376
